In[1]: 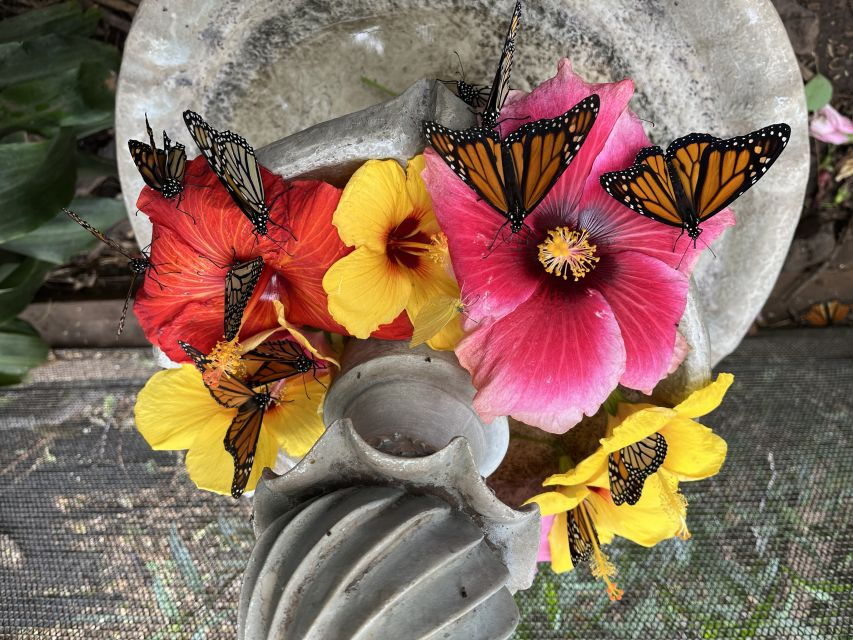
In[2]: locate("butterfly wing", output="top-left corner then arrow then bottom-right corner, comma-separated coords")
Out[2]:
664,132 -> 718,207
63,208 -> 134,259
183,109 -> 222,170
243,340 -> 313,386
162,132 -> 187,183
503,94 -> 600,214
481,0 -> 522,129
410,296 -> 463,347
206,371 -> 256,408
600,146 -> 685,228
566,505 -> 600,566
224,256 -> 265,341
214,130 -> 268,225
691,123 -> 791,220
423,122 -> 509,216
178,340 -> 211,373
128,139 -> 166,192
223,394 -> 267,498
608,433 -> 668,506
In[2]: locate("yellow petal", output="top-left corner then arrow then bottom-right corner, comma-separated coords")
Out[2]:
265,374 -> 328,458
272,299 -> 341,368
185,415 -> 279,496
410,296 -> 460,347
323,247 -> 412,338
601,406 -> 676,453
548,511 -> 574,573
673,372 -> 734,419
525,486 -> 588,515
587,478 -> 682,547
333,159 -> 411,251
134,365 -> 222,451
426,312 -> 465,351
543,449 -> 609,489
659,415 -> 728,480
405,154 -> 441,236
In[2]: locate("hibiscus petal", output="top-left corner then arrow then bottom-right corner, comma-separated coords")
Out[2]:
323,246 -> 412,339
422,150 -> 544,321
537,514 -> 554,563
659,415 -> 728,480
594,251 -> 689,393
457,285 -> 626,433
264,375 -> 328,458
587,480 -> 682,547
333,159 -> 411,252
499,59 -> 635,212
673,372 -> 734,418
134,365 -> 221,450
547,512 -> 573,573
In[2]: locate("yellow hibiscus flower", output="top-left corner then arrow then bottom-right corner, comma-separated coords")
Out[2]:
322,155 -> 462,349
528,373 -> 733,598
134,324 -> 333,497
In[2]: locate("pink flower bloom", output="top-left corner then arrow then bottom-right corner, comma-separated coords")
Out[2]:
809,104 -> 853,145
422,60 -> 734,433
537,514 -> 554,564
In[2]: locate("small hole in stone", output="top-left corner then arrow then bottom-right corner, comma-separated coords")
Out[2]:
356,371 -> 361,379
460,587 -> 467,598
326,530 -> 332,536
425,357 -> 432,363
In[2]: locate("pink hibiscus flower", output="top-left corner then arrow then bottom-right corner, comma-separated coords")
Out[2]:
422,60 -> 735,433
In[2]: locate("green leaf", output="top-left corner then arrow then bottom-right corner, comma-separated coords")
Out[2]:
0,197 -> 126,263
77,151 -> 118,180
0,35 -> 119,88
805,74 -> 833,112
0,3 -> 99,43
0,317 -> 48,386
0,256 -> 53,324
0,61 -> 115,137
0,128 -> 76,242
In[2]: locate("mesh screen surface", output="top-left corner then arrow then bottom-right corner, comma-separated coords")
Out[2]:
0,330 -> 851,639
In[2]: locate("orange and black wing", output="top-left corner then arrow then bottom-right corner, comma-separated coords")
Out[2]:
481,0 -> 521,129
128,139 -> 165,192
243,340 -> 313,386
207,371 -> 256,409
178,340 -> 210,373
691,123 -> 790,220
608,433 -> 668,506
224,394 -> 267,497
162,131 -> 187,183
600,146 -> 684,228
503,94 -> 599,214
566,505 -> 599,565
803,300 -> 850,327
224,257 -> 264,341
664,132 -> 718,206
423,122 -> 509,216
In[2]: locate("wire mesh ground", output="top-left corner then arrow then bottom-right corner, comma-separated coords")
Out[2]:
0,331 -> 851,639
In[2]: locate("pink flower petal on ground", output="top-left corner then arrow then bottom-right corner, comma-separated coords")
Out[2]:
456,285 -> 625,433
538,514 -> 555,563
809,104 -> 853,145
499,59 -> 635,211
594,252 -> 689,393
422,150 -> 544,321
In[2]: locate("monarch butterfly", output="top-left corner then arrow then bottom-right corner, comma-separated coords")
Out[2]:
63,208 -> 160,336
183,110 -> 286,240
438,52 -> 490,110
566,503 -> 598,565
802,300 -> 850,327
480,0 -> 521,130
608,433 -> 668,506
205,372 -> 273,498
178,340 -> 210,372
224,256 -> 265,341
128,115 -> 186,200
424,94 -> 600,235
599,123 -> 791,244
242,339 -> 319,386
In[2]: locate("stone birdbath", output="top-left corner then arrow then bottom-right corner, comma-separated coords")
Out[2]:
114,0 -> 808,637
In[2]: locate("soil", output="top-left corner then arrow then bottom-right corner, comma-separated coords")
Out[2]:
10,0 -> 853,330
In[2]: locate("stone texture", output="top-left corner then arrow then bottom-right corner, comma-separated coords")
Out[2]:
117,0 -> 808,365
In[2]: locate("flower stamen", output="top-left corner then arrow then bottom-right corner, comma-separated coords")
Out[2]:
538,227 -> 600,281
575,502 -> 624,601
202,337 -> 247,387
428,232 -> 449,264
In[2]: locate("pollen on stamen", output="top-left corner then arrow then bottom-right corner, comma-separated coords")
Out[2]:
537,227 -> 600,281
202,337 -> 247,387
428,232 -> 449,264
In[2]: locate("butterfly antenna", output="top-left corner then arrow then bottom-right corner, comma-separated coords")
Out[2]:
454,50 -> 465,79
